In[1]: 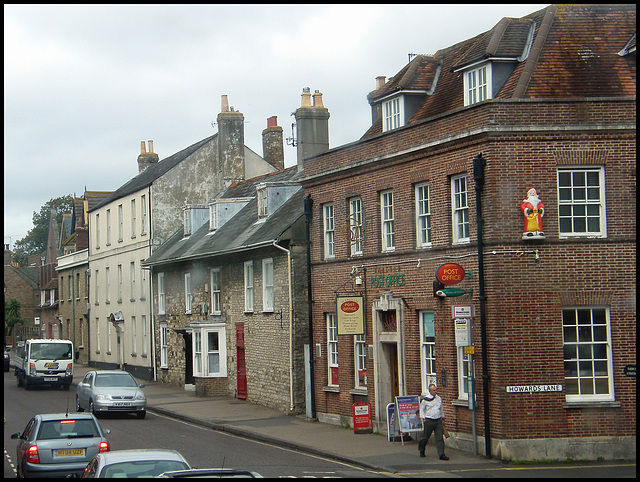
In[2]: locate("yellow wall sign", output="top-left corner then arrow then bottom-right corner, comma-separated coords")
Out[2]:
336,296 -> 364,335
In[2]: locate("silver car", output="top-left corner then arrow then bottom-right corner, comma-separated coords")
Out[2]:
81,449 -> 190,478
76,370 -> 147,419
11,412 -> 110,478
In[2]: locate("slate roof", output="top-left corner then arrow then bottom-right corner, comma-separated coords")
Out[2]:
362,4 -> 636,139
6,265 -> 39,289
143,167 -> 304,267
89,135 -> 215,212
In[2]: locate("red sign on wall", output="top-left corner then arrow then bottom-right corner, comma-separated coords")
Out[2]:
436,263 -> 466,285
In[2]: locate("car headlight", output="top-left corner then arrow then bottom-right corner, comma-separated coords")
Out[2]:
95,394 -> 110,401
135,392 -> 146,401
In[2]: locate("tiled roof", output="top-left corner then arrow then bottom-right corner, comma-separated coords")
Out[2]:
143,167 -> 304,267
362,4 -> 636,139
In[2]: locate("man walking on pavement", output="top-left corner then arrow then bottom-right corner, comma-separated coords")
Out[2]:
418,383 -> 449,460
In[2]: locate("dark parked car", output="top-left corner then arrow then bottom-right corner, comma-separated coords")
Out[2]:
4,347 -> 9,372
81,449 -> 190,478
11,412 -> 110,478
76,370 -> 147,418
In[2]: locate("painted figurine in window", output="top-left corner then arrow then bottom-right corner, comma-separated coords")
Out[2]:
520,187 -> 545,238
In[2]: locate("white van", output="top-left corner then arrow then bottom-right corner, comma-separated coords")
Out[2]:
14,339 -> 74,390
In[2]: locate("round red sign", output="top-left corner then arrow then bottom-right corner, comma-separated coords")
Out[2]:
340,301 -> 360,313
436,263 -> 466,285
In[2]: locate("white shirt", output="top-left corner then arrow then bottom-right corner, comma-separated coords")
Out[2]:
419,394 -> 444,420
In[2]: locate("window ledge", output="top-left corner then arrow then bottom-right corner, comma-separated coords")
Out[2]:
349,387 -> 368,396
563,401 -> 620,409
452,398 -> 470,407
323,386 -> 340,393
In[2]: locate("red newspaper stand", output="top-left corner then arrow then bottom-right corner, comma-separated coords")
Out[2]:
352,402 -> 372,434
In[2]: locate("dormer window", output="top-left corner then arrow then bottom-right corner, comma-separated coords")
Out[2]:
183,208 -> 192,236
383,96 -> 404,132
257,187 -> 268,218
209,203 -> 218,231
464,63 -> 492,106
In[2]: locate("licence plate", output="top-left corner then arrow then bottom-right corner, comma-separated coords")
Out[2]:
55,449 -> 85,457
113,402 -> 132,406
44,377 -> 58,382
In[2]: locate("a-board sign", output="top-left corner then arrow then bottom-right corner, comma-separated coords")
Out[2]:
352,402 -> 372,434
395,395 -> 423,433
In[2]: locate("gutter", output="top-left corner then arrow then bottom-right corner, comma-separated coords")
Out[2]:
272,241 -> 294,413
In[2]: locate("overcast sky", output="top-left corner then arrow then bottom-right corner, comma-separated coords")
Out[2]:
4,4 -> 548,249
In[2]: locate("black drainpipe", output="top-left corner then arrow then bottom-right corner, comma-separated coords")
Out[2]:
473,153 -> 491,458
304,194 -> 316,419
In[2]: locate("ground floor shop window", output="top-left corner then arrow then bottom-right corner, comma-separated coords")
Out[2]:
160,323 -> 168,368
457,348 -> 473,401
327,313 -> 338,386
562,307 -> 613,401
420,312 -> 436,392
192,324 -> 227,377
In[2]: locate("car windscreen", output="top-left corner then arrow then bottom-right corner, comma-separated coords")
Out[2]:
94,373 -> 138,387
102,460 -> 190,478
38,419 -> 99,440
30,343 -> 72,360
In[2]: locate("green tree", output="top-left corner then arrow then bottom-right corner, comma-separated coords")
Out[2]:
5,297 -> 26,338
12,194 -> 73,266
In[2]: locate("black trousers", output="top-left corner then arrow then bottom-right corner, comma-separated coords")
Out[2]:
418,417 -> 445,456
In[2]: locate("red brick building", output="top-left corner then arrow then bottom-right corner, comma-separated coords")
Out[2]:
301,4 -> 635,460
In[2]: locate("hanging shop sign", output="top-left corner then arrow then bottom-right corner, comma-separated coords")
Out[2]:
436,263 -> 466,285
436,288 -> 472,298
336,295 -> 364,336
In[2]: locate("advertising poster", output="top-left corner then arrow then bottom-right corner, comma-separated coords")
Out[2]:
395,395 -> 423,433
336,295 -> 364,335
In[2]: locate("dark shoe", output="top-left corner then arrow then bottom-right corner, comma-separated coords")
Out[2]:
439,454 -> 449,460
419,452 -> 425,458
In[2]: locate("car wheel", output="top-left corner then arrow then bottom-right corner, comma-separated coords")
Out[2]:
17,373 -> 23,387
76,396 -> 84,412
136,410 -> 146,420
90,400 -> 98,416
24,377 -> 30,390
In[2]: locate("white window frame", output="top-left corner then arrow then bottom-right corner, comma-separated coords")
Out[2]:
40,290 -> 46,306
349,197 -> 363,257
557,166 -> 607,238
141,314 -> 147,356
95,269 -> 99,304
95,213 -> 100,249
244,261 -> 254,313
354,334 -> 366,388
262,258 -> 274,312
185,272 -> 192,314
106,209 -> 111,245
383,96 -> 403,132
140,262 -> 146,300
183,208 -> 192,237
118,204 -> 123,242
105,267 -> 110,303
130,261 -> 136,301
381,190 -> 395,252
131,199 -> 136,238
416,182 -> 432,248
141,195 -> 147,235
323,203 -> 335,259
95,317 -> 100,353
464,63 -> 491,106
327,313 -> 338,386
257,188 -> 268,218
457,347 -> 473,401
192,325 -> 228,378
107,322 -> 112,353
452,174 -> 470,244
158,272 -> 165,315
117,264 -> 123,302
131,315 -> 137,356
420,311 -> 437,393
160,323 -> 168,368
562,306 -> 614,402
210,268 -> 221,315
209,203 -> 218,231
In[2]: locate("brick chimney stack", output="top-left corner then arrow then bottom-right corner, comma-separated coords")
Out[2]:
137,140 -> 159,172
217,95 -> 245,188
262,116 -> 284,171
294,87 -> 330,172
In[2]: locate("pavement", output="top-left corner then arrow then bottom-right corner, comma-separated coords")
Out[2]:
71,365 -> 504,475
